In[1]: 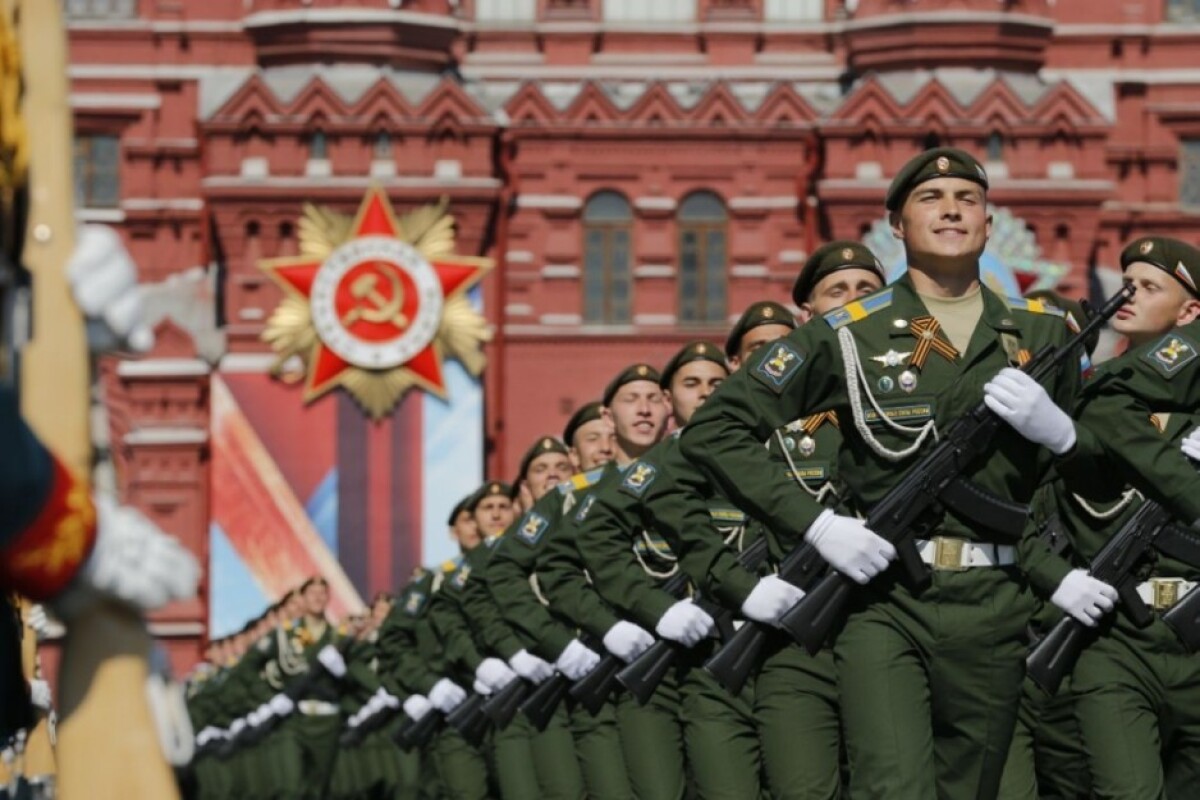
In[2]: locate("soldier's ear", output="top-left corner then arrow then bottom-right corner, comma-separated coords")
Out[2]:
889,210 -> 904,240
797,303 -> 814,324
1179,298 -> 1200,327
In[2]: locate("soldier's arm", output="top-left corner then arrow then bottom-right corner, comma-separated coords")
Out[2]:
459,554 -> 526,660
426,581 -> 485,674
376,604 -> 441,696
679,324 -> 843,542
576,472 -> 677,631
537,504 -> 622,640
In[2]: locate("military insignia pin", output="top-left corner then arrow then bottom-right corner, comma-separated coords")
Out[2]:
936,156 -> 950,172
899,370 -> 918,393
841,247 -> 854,260
798,435 -> 816,457
870,349 -> 912,368
1140,240 -> 1154,255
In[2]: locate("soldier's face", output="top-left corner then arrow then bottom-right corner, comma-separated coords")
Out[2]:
603,380 -> 669,454
666,360 -> 728,426
525,451 -> 573,501
729,323 -> 794,371
571,419 -> 616,471
284,593 -> 305,620
1115,262 -> 1200,344
303,582 -> 329,616
474,495 -> 515,537
452,509 -> 481,550
891,178 -> 991,270
802,268 -> 884,320
371,598 -> 393,624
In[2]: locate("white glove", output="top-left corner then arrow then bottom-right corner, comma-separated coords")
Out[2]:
473,679 -> 492,696
554,638 -> 600,681
475,657 -> 518,692
195,726 -> 222,747
375,688 -> 401,709
804,509 -> 896,585
1051,569 -> 1118,627
317,645 -> 347,678
24,605 -> 48,639
428,678 -> 466,713
247,707 -> 267,727
1182,426 -> 1200,461
509,649 -> 554,684
56,494 -> 201,617
655,599 -> 715,647
229,718 -> 247,736
403,694 -> 433,722
66,224 -> 154,351
347,708 -> 365,729
740,575 -> 807,626
602,620 -> 655,663
983,368 -> 1077,455
268,693 -> 294,717
28,679 -> 52,711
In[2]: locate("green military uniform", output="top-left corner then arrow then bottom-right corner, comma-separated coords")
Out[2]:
186,662 -> 236,800
680,241 -> 1078,799
484,466 -> 632,800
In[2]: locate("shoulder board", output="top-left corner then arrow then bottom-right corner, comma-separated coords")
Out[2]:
441,557 -> 460,573
282,619 -> 293,631
824,287 -> 894,330
561,466 -> 607,494
1005,296 -> 1064,317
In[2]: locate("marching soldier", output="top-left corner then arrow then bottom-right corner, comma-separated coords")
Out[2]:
681,147 -> 1081,799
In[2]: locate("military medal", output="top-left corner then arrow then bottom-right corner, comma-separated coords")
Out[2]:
870,349 -> 912,369
899,370 -> 918,393
877,375 -> 895,393
798,435 -> 816,457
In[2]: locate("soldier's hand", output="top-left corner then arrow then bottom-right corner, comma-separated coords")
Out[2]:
475,657 -> 518,692
554,638 -> 600,681
655,599 -> 715,647
509,649 -> 554,684
28,678 -> 52,711
740,575 -> 806,626
429,678 -> 466,712
66,224 -> 154,352
1051,569 -> 1117,627
317,644 -> 347,677
602,620 -> 654,663
268,693 -> 295,717
804,510 -> 896,584
403,694 -> 433,722
983,368 -> 1076,455
24,604 -> 49,639
1182,426 -> 1200,462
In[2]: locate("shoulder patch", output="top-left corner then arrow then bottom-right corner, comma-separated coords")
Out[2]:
1143,333 -> 1199,377
441,558 -> 459,573
753,341 -> 804,392
620,462 -> 658,497
403,590 -> 427,616
517,511 -> 550,546
824,287 -> 894,330
1005,296 -> 1065,317
452,565 -> 471,589
574,493 -> 597,522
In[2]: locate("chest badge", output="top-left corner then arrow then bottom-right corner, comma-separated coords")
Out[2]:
870,350 -> 912,369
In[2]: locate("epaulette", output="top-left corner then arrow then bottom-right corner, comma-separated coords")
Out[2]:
441,557 -> 460,573
1005,296 -> 1065,317
559,465 -> 607,495
282,619 -> 294,632
824,287 -> 895,330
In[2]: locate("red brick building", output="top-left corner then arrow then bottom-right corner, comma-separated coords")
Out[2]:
63,0 -> 1200,667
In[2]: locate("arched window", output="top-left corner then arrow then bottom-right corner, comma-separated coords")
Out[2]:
582,191 -> 633,324
986,131 -> 1005,162
678,191 -> 727,325
309,130 -> 328,160
373,131 -> 391,160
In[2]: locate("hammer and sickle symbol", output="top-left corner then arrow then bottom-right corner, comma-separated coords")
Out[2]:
340,263 -> 410,330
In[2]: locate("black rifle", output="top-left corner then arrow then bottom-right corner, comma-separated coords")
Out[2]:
704,541 -> 827,695
618,537 -> 769,704
444,692 -> 490,747
481,675 -> 531,730
776,285 -> 1133,655
393,706 -> 444,751
1026,499 -> 1168,694
567,646 -> 623,716
520,671 -> 572,731
1164,581 -> 1200,652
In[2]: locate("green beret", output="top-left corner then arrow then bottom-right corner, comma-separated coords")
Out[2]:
885,147 -> 989,212
446,494 -> 474,526
515,436 -> 570,490
724,301 -> 795,357
792,241 -> 886,306
1025,290 -> 1101,358
660,341 -> 727,388
1120,236 -> 1200,298
562,401 -> 604,445
602,363 -> 661,407
467,481 -> 512,512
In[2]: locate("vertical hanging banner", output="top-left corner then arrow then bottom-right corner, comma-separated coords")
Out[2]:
209,190 -> 492,635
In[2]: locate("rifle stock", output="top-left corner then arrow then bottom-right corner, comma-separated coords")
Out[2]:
568,652 -> 622,715
445,693 -> 490,746
520,672 -> 570,731
1163,584 -> 1200,651
481,678 -> 530,729
394,708 -> 443,751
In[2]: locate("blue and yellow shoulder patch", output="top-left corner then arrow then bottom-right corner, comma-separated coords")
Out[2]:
559,465 -> 607,495
824,287 -> 894,330
1143,332 -> 1199,378
1005,296 -> 1065,317
517,511 -> 550,546
753,341 -> 804,393
441,558 -> 459,573
620,462 -> 659,497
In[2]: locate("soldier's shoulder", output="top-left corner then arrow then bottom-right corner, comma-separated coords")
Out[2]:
1135,328 -> 1200,380
560,465 -> 608,495
1004,295 -> 1066,321
824,286 -> 895,330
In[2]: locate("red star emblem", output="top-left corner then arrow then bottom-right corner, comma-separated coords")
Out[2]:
260,188 -> 490,406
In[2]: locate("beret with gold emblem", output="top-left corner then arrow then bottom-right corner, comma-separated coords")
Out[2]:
724,301 -> 795,357
603,363 -> 662,407
660,341 -> 728,388
515,436 -> 571,490
467,480 -> 512,512
446,493 -> 474,526
885,147 -> 989,212
563,401 -> 604,446
1120,236 -> 1200,299
792,241 -> 886,306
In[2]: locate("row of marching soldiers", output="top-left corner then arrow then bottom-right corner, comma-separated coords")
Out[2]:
185,147 -> 1200,800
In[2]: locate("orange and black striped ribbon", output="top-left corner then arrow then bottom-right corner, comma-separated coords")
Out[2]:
801,410 -> 839,435
909,316 -> 959,370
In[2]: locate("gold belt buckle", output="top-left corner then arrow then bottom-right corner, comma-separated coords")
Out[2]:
931,536 -> 968,572
1150,578 -> 1182,611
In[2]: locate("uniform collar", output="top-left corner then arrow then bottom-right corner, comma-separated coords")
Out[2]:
884,272 -> 1020,366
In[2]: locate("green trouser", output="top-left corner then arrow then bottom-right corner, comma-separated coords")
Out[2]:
490,708 -> 584,800
835,567 -> 1034,800
328,739 -> 359,800
1073,616 -> 1200,799
432,725 -> 491,800
567,696 -> 632,800
997,677 -> 1088,800
756,637 -> 842,800
679,645 -> 763,800
194,755 -> 232,800
616,675 -> 687,800
274,713 -> 343,799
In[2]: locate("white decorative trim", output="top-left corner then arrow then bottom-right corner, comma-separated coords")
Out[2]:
124,137 -> 199,149
729,196 -> 797,210
541,264 -> 581,279
76,208 -> 126,224
67,19 -> 244,34
124,427 -> 209,446
238,308 -> 266,321
460,63 -> 842,82
633,313 -> 676,325
779,250 -> 807,264
370,160 -> 397,178
506,250 -> 535,263
147,621 -> 208,637
505,303 -> 534,316
243,9 -> 459,30
634,196 -> 677,212
635,264 -> 675,278
516,194 -> 582,210
218,353 -> 279,373
70,92 -> 161,110
305,158 -> 333,178
204,175 -> 502,190
117,358 -> 210,378
240,157 -> 270,179
69,64 -> 249,80
855,162 -> 884,180
845,11 -> 1053,32
539,313 -> 583,325
732,264 -> 770,278
122,197 -> 205,212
